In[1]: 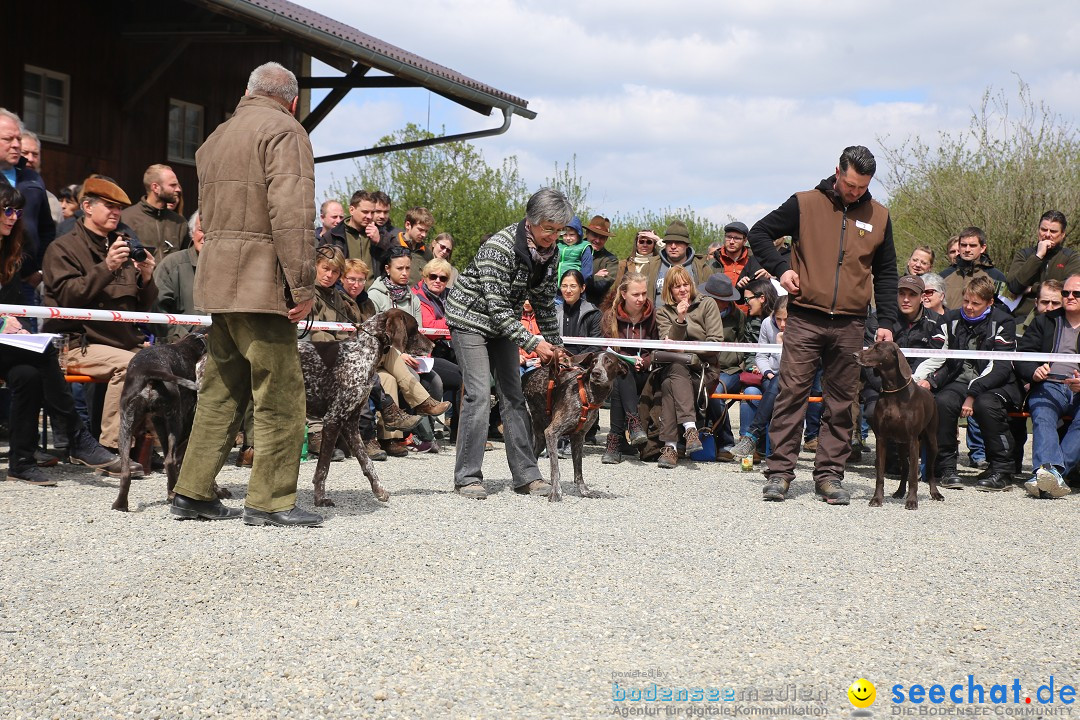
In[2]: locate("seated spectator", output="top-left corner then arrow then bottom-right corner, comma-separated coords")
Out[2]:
341,257 -> 376,319
57,185 -> 79,223
906,245 -> 935,276
921,272 -> 947,315
732,279 -> 782,458
706,221 -> 751,292
556,269 -> 603,355
698,274 -> 747,460
154,209 -> 205,342
733,295 -> 789,460
1018,279 -> 1063,335
368,246 -> 449,453
652,265 -> 724,469
641,220 -> 711,305
931,276 -> 1022,491
580,215 -> 619,305
518,300 -> 542,374
0,185 -> 126,482
600,271 -> 657,464
413,256 -> 462,437
557,216 -> 586,281
1015,273 -> 1080,498
42,176 -> 157,452
308,245 -> 361,342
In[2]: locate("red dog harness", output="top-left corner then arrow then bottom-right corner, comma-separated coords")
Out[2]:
546,368 -> 601,435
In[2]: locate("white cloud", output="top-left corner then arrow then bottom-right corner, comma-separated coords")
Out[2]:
302,0 -> 1080,228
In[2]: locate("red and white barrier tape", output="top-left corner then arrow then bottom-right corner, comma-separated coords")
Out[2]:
0,304 -> 450,338
0,305 -> 1071,362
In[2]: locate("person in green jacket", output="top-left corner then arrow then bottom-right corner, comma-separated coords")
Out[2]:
557,216 -> 586,282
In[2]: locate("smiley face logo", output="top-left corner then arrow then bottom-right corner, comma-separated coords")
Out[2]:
848,678 -> 876,708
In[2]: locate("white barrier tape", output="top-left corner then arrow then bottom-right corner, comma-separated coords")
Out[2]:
560,335 -> 1080,364
0,303 -> 452,338
1,305 -> 1071,362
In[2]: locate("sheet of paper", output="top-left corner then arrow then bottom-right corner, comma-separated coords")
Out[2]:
0,333 -> 58,354
416,357 -> 434,373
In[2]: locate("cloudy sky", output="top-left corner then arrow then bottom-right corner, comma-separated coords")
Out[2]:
302,0 -> 1080,227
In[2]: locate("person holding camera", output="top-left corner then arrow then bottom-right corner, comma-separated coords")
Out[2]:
42,176 -> 157,454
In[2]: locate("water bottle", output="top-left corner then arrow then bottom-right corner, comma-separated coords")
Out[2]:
300,424 -> 309,462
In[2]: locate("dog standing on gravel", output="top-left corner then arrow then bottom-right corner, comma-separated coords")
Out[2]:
522,349 -> 627,502
113,333 -> 227,511
856,341 -> 943,510
298,308 -> 434,507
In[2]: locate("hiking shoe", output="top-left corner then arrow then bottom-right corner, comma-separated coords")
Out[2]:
683,426 -> 703,454
626,413 -> 648,447
414,398 -> 451,416
601,433 -> 623,464
815,478 -> 850,505
938,474 -> 964,490
514,479 -> 552,496
762,477 -> 790,501
235,446 -> 254,467
1036,465 -> 1071,498
7,465 -> 57,486
34,449 -> 60,467
70,434 -> 141,478
365,438 -> 388,461
381,402 -> 423,432
803,437 -> 819,453
456,482 -> 488,499
975,472 -> 1011,492
732,434 -> 757,459
382,440 -> 409,457
657,446 -> 678,469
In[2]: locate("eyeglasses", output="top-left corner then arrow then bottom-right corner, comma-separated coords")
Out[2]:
922,289 -> 940,296
427,273 -> 449,283
2,206 -> 23,219
724,234 -> 745,241
1062,290 -> 1080,299
342,275 -> 367,285
435,243 -> 453,254
637,237 -> 655,245
532,223 -> 564,238
742,294 -> 762,302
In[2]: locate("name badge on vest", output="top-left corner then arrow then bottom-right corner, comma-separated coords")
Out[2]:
855,220 -> 873,237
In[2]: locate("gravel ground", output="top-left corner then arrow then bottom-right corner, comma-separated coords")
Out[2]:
2,412 -> 1077,719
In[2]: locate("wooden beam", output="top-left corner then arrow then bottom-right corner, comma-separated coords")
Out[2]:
298,76 -> 420,90
122,40 -> 192,113
301,63 -> 371,133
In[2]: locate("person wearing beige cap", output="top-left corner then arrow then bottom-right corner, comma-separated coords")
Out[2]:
42,176 -> 157,464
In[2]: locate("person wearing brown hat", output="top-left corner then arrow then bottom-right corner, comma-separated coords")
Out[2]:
580,214 -> 620,305
639,219 -> 713,305
42,175 -> 157,462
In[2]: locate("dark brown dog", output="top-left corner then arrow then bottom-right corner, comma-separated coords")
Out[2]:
113,333 -> 228,511
856,341 -> 943,509
298,308 -> 434,507
523,349 -> 628,502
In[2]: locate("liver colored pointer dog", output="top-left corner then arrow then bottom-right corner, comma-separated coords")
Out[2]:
523,349 -> 627,502
298,309 -> 433,507
856,341 -> 943,509
113,333 -> 226,511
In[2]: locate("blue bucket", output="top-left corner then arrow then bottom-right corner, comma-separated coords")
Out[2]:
690,430 -> 715,462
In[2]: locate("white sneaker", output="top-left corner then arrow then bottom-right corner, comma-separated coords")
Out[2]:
1023,474 -> 1041,497
1036,465 -> 1071,499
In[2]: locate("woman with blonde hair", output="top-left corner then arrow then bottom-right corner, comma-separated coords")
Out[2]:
652,265 -> 724,468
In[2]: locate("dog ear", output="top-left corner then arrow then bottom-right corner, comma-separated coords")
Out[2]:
894,344 -> 914,383
386,311 -> 408,351
572,351 -> 596,368
376,332 -> 393,354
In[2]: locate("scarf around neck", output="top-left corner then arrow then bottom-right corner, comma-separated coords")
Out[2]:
386,280 -> 412,305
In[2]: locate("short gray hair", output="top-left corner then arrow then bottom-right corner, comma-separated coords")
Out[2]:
922,272 -> 946,296
188,209 -> 200,236
246,62 -> 299,104
20,129 -> 39,145
0,108 -> 24,132
525,187 -> 573,227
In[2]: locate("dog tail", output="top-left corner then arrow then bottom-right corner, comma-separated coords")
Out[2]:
142,368 -> 200,392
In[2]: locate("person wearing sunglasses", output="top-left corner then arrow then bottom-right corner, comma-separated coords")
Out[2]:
0,185 -> 126,485
920,273 -> 947,316
0,108 -> 55,272
445,187 -> 573,499
609,229 -> 660,293
429,232 -> 458,286
412,257 -> 462,450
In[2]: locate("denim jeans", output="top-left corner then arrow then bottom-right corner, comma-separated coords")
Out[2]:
1027,381 -> 1080,473
739,375 -> 780,443
707,372 -> 742,450
966,417 -> 985,462
804,368 -> 824,440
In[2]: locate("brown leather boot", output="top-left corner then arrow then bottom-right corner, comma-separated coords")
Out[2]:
414,397 -> 451,416
381,402 -> 423,431
234,446 -> 254,467
364,438 -> 388,461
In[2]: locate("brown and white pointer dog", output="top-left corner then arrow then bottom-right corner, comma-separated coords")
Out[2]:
523,348 -> 627,502
856,341 -> 943,510
298,308 -> 434,507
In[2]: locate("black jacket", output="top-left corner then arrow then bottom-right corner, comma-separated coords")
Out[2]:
1015,309 -> 1080,383
0,157 -> 56,264
557,298 -> 603,355
930,306 -> 1021,403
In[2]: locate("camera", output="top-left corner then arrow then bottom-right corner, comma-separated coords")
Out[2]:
109,231 -> 148,262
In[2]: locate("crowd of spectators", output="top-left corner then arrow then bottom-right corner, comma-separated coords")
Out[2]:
2,105 -> 1079,503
